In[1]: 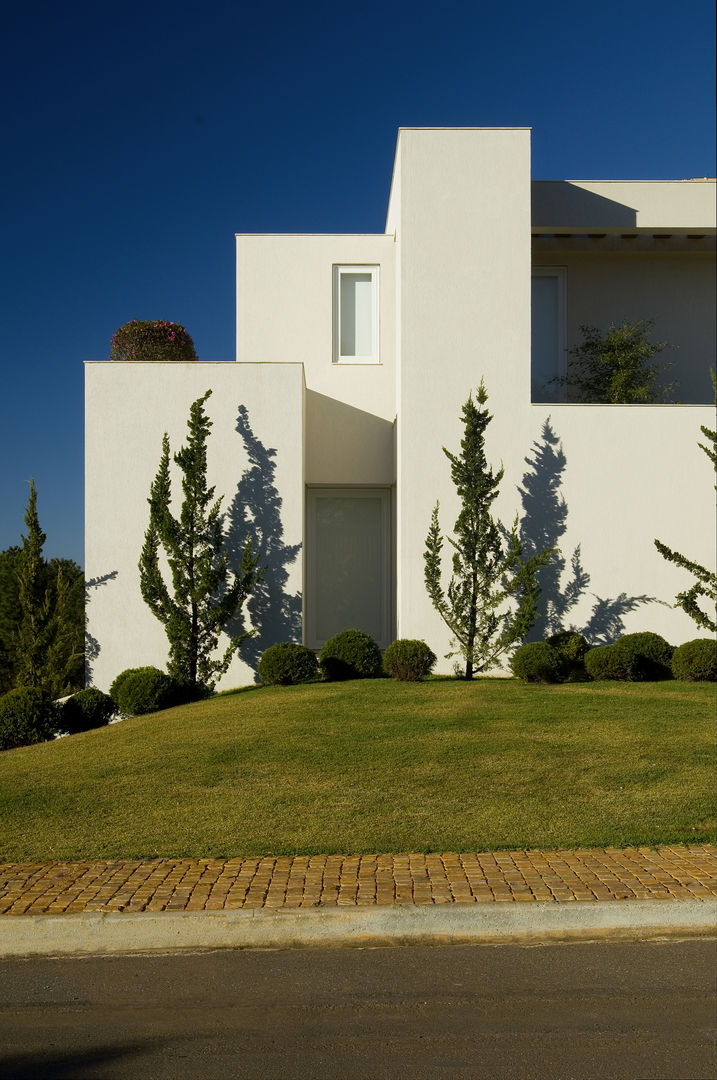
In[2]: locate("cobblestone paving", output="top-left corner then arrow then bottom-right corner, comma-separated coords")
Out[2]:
0,846 -> 714,915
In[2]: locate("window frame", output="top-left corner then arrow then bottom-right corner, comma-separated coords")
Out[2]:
531,266 -> 567,403
332,264 -> 380,365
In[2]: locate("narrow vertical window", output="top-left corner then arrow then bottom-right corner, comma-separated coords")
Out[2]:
333,266 -> 379,363
531,268 -> 567,402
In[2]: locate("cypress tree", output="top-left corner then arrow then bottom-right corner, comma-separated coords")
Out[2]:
424,381 -> 552,679
139,390 -> 262,693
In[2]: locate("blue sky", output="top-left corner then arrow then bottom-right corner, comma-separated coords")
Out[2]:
1,0 -> 714,566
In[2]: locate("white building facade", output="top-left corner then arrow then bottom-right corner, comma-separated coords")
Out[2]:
86,128 -> 716,690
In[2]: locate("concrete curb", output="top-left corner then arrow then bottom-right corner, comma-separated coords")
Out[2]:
1,898 -> 715,957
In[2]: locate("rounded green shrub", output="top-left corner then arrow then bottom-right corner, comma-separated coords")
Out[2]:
383,639 -> 436,681
615,632 -> 674,680
109,666 -> 181,715
0,688 -> 58,750
62,688 -> 118,734
511,641 -> 564,683
257,642 -> 318,686
546,631 -> 589,681
109,320 -> 198,363
584,643 -> 641,681
671,638 -> 717,681
319,629 -> 383,681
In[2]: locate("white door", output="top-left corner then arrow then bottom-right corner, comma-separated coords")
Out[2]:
306,488 -> 392,649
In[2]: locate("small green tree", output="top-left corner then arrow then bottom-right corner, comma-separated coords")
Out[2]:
424,381 -> 552,679
139,390 -> 263,693
654,378 -> 716,632
568,319 -> 675,403
11,482 -> 84,696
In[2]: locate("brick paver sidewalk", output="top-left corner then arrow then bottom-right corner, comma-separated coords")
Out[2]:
1,845 -> 715,916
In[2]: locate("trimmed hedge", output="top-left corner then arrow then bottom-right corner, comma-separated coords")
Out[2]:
546,631 -> 589,679
0,688 -> 58,751
615,632 -> 674,680
109,666 -> 182,715
511,642 -> 564,683
62,688 -> 117,734
383,639 -> 436,681
109,320 -> 198,363
257,642 -> 318,686
671,638 -> 717,682
584,643 -> 640,681
319,629 -> 383,681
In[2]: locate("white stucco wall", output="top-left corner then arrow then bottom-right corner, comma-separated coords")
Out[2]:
392,128 -> 534,663
390,130 -> 715,670
236,233 -> 396,485
532,179 -> 716,232
85,362 -> 304,692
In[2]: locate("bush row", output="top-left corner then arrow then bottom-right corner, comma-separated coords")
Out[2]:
258,631 -> 437,685
511,633 -> 716,683
2,628 -> 712,751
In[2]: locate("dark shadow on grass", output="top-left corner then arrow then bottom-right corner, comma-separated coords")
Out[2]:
224,406 -> 301,675
518,419 -> 655,643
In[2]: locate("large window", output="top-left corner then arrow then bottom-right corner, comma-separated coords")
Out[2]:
532,267 -> 567,402
306,488 -> 392,648
333,266 -> 379,364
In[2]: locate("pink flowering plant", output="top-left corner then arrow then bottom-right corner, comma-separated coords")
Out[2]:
109,320 -> 198,363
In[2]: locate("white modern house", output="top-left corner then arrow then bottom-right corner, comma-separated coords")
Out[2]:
85,128 -> 716,690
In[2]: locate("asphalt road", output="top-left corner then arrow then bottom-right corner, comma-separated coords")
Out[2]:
0,939 -> 715,1079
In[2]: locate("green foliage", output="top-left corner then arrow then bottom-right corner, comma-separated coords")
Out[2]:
0,687 -> 57,750
616,632 -> 674,680
109,667 -> 181,715
319,629 -> 383,681
139,391 -> 263,693
62,688 -> 117,734
584,644 -> 638,681
382,639 -> 437,681
655,381 -> 716,633
4,483 -> 84,698
546,631 -> 588,664
109,667 -> 147,707
109,320 -> 198,363
568,320 -> 676,403
584,633 -> 673,682
510,641 -> 564,683
424,381 -> 552,679
257,642 -> 318,686
671,639 -> 717,682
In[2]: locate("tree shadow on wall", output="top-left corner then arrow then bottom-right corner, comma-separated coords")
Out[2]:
84,569 -> 118,685
518,419 -> 655,644
224,405 -> 301,673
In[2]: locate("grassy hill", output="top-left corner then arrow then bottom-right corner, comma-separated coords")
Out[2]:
0,678 -> 714,861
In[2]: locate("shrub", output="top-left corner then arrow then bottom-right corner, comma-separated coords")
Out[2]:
257,642 -> 318,686
546,631 -> 589,681
584,643 -> 641,681
109,666 -> 182,715
0,688 -> 58,750
615,632 -> 674,680
62,688 -> 118,734
671,639 -> 717,682
319,629 -> 383,681
511,642 -> 564,683
109,667 -> 148,707
383,639 -> 437,681
109,320 -> 198,363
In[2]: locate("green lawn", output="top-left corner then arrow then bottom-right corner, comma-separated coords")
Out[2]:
0,679 -> 714,861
